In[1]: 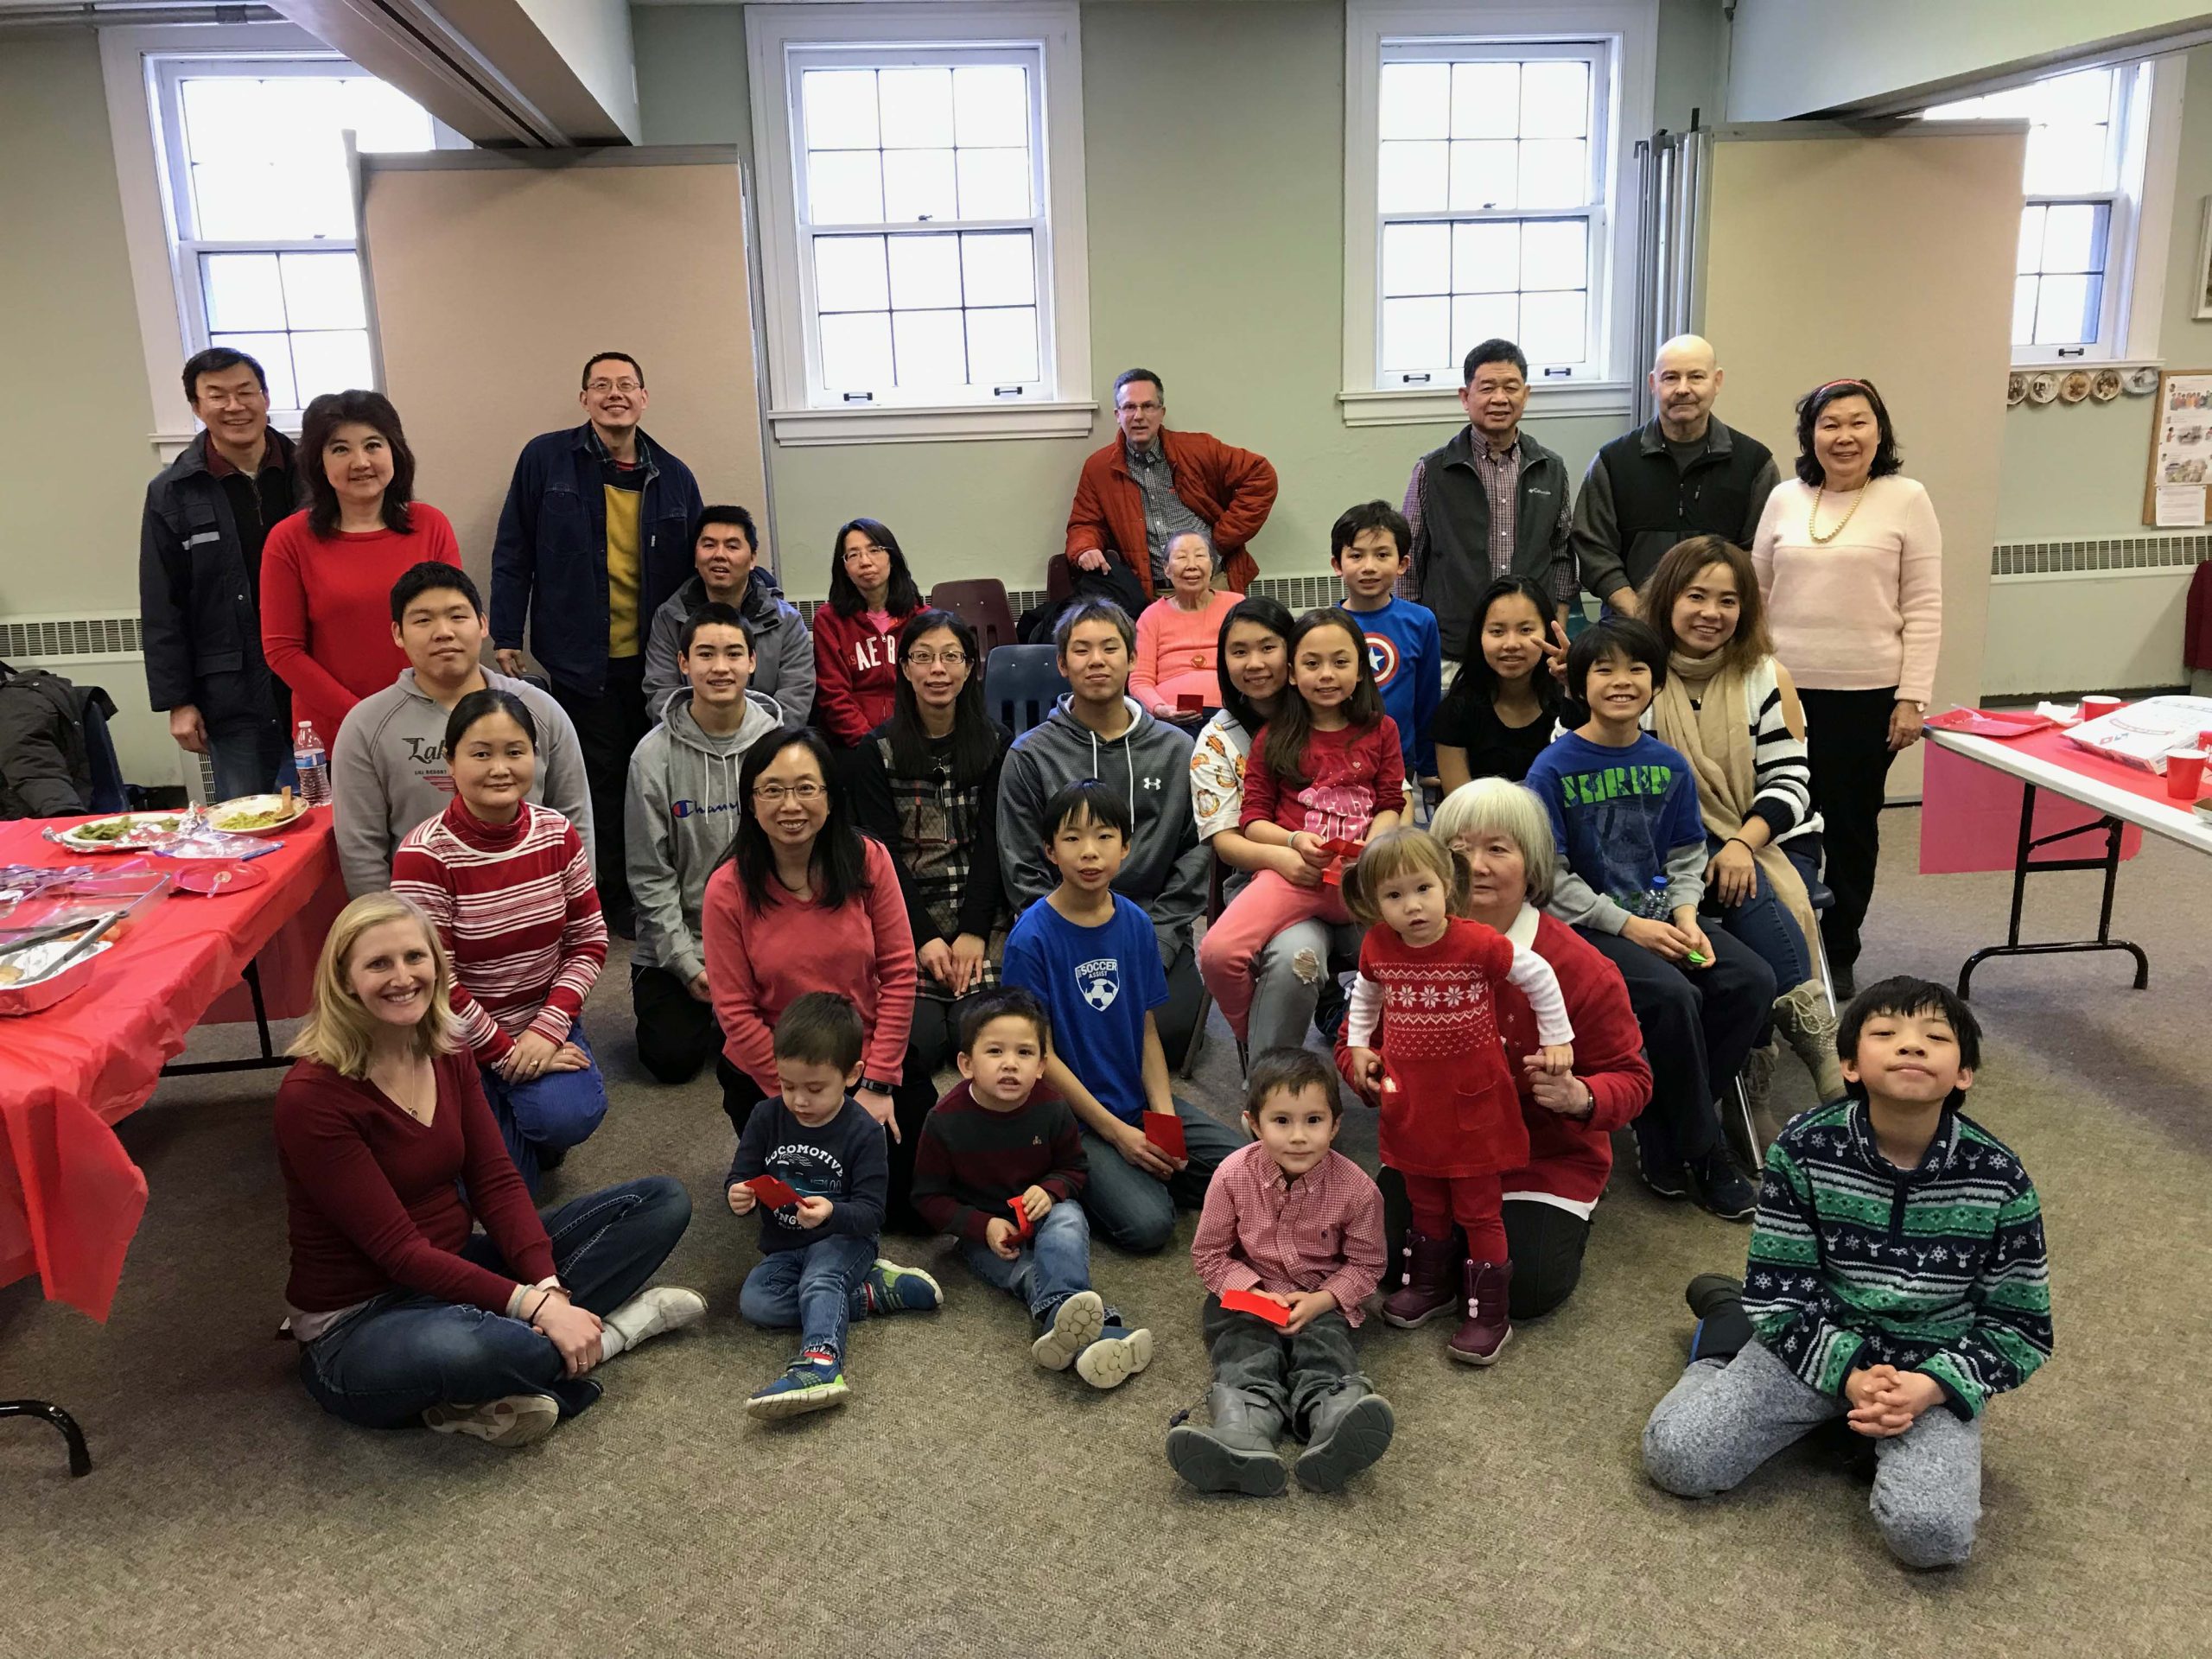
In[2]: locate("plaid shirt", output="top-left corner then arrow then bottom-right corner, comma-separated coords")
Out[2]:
1399,435 -> 1580,613
869,734 -> 1005,1001
1125,439 -> 1212,584
1191,1141 -> 1387,1325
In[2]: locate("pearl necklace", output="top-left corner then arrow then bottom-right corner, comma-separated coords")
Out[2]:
1807,481 -> 1867,544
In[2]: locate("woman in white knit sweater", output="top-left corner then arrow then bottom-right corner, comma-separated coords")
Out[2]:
1751,379 -> 1941,995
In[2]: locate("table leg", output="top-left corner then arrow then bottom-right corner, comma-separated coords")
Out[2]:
1,1400 -> 91,1477
1958,783 -> 2152,998
162,959 -> 294,1077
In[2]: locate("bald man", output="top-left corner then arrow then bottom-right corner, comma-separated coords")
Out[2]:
1571,335 -> 1780,617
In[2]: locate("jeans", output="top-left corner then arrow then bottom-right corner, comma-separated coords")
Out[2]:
478,1023 -> 610,1193
1077,1096 -> 1246,1255
1799,687 -> 1898,972
737,1234 -> 878,1365
957,1198 -> 1099,1325
631,963 -> 720,1084
1197,872 -> 1355,1045
551,656 -> 649,922
1377,1166 -> 1592,1321
297,1175 -> 691,1428
1702,836 -> 1811,992
205,710 -> 295,800
1202,1297 -> 1363,1432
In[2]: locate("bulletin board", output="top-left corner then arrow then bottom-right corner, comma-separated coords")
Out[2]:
2142,369 -> 2212,529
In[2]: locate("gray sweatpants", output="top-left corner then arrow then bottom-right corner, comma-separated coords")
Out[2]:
1642,1339 -> 1983,1568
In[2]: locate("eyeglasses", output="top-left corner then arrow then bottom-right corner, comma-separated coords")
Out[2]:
843,543 -> 888,562
906,650 -> 969,669
753,781 -> 825,804
586,378 -> 643,395
1116,400 -> 1163,416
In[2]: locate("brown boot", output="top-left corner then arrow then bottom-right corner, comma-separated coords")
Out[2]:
1447,1260 -> 1512,1366
1774,980 -> 1847,1103
1382,1231 -> 1459,1328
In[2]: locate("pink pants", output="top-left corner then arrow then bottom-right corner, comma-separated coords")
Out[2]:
1196,869 -> 1351,1042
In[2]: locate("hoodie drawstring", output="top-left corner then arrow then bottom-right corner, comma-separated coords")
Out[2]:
1086,719 -> 1136,823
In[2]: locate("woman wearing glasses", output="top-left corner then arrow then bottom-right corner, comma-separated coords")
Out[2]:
812,517 -> 925,747
702,727 -> 934,1230
849,610 -> 1014,1079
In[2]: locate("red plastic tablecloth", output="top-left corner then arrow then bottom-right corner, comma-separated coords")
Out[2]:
0,812 -> 340,1319
1922,727 -> 2154,874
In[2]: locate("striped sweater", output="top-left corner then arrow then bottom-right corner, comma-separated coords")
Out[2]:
391,799 -> 607,1064
1743,1098 -> 2052,1420
1738,655 -> 1820,848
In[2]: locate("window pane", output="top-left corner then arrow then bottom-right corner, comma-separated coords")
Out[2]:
967,306 -> 1039,384
2034,68 -> 2116,126
956,148 -> 1033,219
280,252 -> 365,330
1518,139 -> 1586,208
2031,273 -> 2099,345
1379,63 -> 1451,140
1521,289 -> 1586,365
336,77 -> 435,152
1452,221 -> 1519,292
879,67 -> 955,149
808,150 -> 884,225
893,308 -> 967,387
211,332 -> 296,408
1381,296 -> 1450,372
953,64 -> 1028,148
814,235 -> 891,312
1449,140 -> 1518,211
803,68 -> 879,149
1379,140 -> 1450,213
1520,218 -> 1587,290
887,232 -> 962,309
883,148 -> 958,221
961,231 -> 1035,307
201,253 -> 286,332
1450,293 -> 1518,362
2038,202 -> 2105,273
820,310 -> 893,390
2012,274 -> 2038,342
1450,62 -> 1518,138
289,330 -> 372,403
1520,61 -> 1589,138
2024,122 -> 2108,194
2016,204 -> 2046,274
180,77 -> 270,166
1382,221 -> 1452,296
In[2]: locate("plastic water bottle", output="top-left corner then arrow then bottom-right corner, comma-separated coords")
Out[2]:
1646,873 -> 1671,919
293,720 -> 331,805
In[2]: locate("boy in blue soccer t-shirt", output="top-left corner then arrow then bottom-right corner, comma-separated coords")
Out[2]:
1331,500 -> 1441,788
1002,779 -> 1246,1255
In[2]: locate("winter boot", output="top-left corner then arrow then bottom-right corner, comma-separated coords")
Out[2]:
1381,1230 -> 1460,1328
1166,1384 -> 1287,1496
1774,979 -> 1847,1103
1294,1380 -> 1395,1493
1446,1260 -> 1513,1366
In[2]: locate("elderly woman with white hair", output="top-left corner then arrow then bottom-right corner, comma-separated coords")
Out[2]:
1374,779 -> 1654,1320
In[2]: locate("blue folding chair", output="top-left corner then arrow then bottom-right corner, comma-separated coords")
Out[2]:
985,645 -> 1069,739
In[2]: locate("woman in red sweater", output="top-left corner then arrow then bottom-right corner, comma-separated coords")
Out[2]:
702,726 -> 931,1228
811,517 -> 924,746
261,390 -> 461,750
275,891 -> 702,1447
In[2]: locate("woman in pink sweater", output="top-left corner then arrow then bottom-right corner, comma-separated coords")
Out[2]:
1751,378 -> 1942,993
702,726 -> 930,1228
1130,531 -> 1243,719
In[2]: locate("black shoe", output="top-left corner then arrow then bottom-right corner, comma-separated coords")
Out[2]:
1630,1123 -> 1690,1200
606,906 -> 638,941
534,1141 -> 569,1173
1687,1153 -> 1758,1222
1313,973 -> 1349,1046
1830,960 -> 1857,1001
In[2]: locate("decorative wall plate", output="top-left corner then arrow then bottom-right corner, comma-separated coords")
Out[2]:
2006,372 -> 2027,406
2089,368 -> 2123,403
2058,369 -> 2093,404
2026,372 -> 2061,404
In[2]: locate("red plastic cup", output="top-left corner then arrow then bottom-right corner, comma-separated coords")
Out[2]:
2165,748 -> 2207,800
2081,695 -> 2123,721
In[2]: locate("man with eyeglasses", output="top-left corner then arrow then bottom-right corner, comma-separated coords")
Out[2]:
1065,368 -> 1278,600
491,351 -> 704,935
140,346 -> 299,799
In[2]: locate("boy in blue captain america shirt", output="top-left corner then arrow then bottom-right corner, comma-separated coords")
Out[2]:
1331,500 -> 1442,790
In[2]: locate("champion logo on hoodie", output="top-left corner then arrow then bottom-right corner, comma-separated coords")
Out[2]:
671,797 -> 744,821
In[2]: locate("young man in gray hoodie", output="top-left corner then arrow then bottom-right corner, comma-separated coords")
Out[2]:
996,600 -> 1211,1066
626,601 -> 788,1082
640,504 -> 815,727
331,563 -> 592,898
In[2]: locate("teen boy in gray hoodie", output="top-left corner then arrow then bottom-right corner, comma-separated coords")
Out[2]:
996,600 -> 1211,1066
331,563 -> 592,897
641,505 -> 814,727
626,602 -> 788,1082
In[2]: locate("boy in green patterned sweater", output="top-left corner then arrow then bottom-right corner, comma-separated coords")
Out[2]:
1641,977 -> 2052,1567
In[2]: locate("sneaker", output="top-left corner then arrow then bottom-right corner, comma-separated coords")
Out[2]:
1074,1325 -> 1154,1390
1687,1152 -> 1759,1222
423,1394 -> 561,1446
601,1286 -> 707,1357
1030,1290 -> 1105,1371
863,1258 -> 943,1315
746,1357 -> 849,1420
1630,1125 -> 1691,1201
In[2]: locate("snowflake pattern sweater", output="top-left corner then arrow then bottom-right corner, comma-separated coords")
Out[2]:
1743,1097 -> 2053,1420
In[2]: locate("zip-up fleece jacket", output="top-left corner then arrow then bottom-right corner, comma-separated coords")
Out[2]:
641,569 -> 815,728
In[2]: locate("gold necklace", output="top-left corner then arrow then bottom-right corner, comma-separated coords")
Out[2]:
1808,482 -> 1866,544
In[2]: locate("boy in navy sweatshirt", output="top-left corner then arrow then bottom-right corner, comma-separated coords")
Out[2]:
727,993 -> 943,1419
912,987 -> 1154,1390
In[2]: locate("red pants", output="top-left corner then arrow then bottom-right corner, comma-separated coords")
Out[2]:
1402,1170 -> 1507,1265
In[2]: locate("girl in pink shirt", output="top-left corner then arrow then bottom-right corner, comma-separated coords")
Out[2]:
1130,531 -> 1243,718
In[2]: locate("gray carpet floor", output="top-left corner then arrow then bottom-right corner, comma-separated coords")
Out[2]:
4,809 -> 2209,1658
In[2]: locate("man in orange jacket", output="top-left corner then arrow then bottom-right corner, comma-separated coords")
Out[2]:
1065,369 -> 1278,599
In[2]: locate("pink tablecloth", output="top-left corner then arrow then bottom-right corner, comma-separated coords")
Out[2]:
0,813 -> 341,1319
1921,726 -> 2152,875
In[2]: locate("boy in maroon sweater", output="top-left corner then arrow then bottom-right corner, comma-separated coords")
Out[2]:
912,988 -> 1154,1390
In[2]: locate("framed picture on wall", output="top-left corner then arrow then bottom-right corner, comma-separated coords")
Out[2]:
2198,198 -> 2212,320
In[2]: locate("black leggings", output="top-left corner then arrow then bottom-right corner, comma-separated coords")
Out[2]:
1799,686 -> 1899,973
718,1055 -> 938,1234
1377,1164 -> 1592,1322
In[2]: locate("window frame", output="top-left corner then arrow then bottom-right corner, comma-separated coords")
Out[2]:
1341,0 -> 1655,428
747,2 -> 1094,447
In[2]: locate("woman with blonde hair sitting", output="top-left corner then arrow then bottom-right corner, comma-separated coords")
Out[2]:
275,892 -> 702,1446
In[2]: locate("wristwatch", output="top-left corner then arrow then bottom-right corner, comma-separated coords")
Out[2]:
857,1077 -> 897,1096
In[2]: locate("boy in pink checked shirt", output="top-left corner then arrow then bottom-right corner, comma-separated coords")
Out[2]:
1166,1048 -> 1394,1497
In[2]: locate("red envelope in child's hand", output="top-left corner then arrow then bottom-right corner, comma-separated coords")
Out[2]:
1007,1196 -> 1033,1236
1222,1287 -> 1293,1326
1141,1110 -> 1187,1159
746,1174 -> 801,1208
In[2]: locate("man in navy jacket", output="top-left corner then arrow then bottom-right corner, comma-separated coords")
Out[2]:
492,352 -> 702,932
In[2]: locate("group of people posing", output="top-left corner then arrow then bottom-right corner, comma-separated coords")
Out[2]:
139,334 -> 2045,1567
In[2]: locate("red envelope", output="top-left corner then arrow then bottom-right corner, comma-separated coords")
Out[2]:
746,1174 -> 801,1208
1222,1287 -> 1293,1325
1176,691 -> 1207,713
1319,836 -> 1363,859
1141,1110 -> 1187,1159
1007,1196 -> 1033,1236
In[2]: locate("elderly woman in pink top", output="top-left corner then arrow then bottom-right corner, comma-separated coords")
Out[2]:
1751,378 -> 1941,995
1129,531 -> 1242,721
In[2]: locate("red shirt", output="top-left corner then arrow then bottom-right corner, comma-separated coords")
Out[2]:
811,606 -> 910,745
1239,715 -> 1407,840
1191,1141 -> 1387,1325
260,504 -> 461,747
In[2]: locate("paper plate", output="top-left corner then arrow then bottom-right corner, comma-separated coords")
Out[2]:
50,813 -> 187,854
173,862 -> 269,895
206,793 -> 309,836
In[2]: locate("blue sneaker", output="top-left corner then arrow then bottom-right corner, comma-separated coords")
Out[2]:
746,1356 -> 849,1420
864,1258 -> 944,1315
